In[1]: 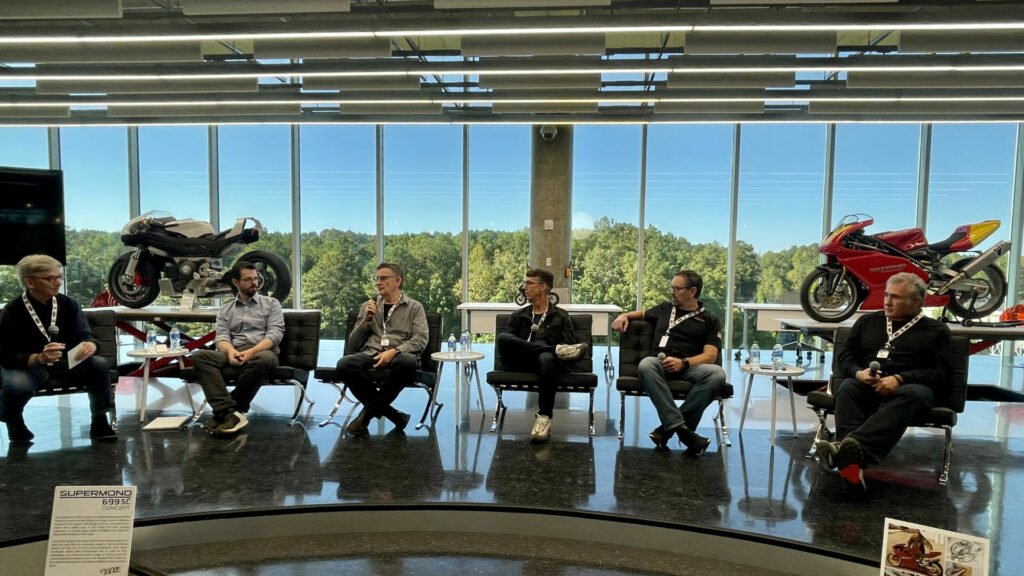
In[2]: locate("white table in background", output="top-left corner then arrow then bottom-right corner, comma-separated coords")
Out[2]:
457,302 -> 622,379
738,363 -> 806,447
127,347 -> 189,424
431,350 -> 485,430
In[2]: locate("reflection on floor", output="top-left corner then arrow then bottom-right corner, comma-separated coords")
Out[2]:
2,347 -> 1023,575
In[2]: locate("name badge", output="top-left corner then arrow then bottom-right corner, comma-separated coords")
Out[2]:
876,348 -> 889,359
659,335 -> 669,348
380,337 -> 390,348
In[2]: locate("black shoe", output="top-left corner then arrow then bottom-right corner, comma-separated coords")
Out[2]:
648,425 -> 675,450
5,418 -> 34,443
676,426 -> 711,456
346,408 -> 370,437
836,437 -> 867,489
89,416 -> 118,441
386,409 -> 411,432
814,441 -> 839,470
213,411 -> 248,436
202,413 -> 226,432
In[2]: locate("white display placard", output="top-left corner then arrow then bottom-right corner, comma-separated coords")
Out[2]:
881,517 -> 989,576
179,291 -> 197,312
45,486 -> 137,576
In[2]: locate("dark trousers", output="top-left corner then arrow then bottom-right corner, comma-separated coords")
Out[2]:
0,356 -> 112,421
834,377 -> 934,465
495,332 -> 560,417
336,351 -> 418,418
191,349 -> 279,414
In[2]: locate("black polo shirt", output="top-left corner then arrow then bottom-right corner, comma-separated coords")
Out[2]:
643,301 -> 722,359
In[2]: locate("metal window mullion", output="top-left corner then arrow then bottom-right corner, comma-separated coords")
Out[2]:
917,123 -> 932,232
291,124 -> 302,309
725,123 -> 741,354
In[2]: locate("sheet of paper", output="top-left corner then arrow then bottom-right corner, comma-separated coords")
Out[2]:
45,486 -> 137,576
142,416 -> 190,431
881,517 -> 989,576
65,342 -> 86,370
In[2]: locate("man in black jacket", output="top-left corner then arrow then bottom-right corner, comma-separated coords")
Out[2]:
816,272 -> 952,487
0,254 -> 116,443
496,268 -> 587,443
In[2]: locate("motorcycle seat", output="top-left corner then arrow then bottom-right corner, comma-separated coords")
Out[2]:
925,228 -> 966,254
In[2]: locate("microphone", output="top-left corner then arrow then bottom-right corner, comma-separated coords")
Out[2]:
48,325 -> 60,341
658,352 -> 666,361
365,295 -> 380,323
869,361 -> 880,377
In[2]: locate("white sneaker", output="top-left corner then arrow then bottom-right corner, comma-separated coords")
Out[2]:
555,343 -> 587,361
530,414 -> 551,444
213,411 -> 248,436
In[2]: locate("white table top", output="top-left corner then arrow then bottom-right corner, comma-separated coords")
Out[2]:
780,317 -> 1024,341
431,350 -> 485,363
733,302 -> 805,312
739,363 -> 806,377
126,348 -> 189,359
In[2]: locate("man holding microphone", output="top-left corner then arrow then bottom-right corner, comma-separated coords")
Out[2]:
335,262 -> 428,436
816,272 -> 951,488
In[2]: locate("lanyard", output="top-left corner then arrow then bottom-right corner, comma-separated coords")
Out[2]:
885,312 -> 924,347
665,306 -> 704,337
527,307 -> 548,342
380,297 -> 400,338
22,292 -> 58,342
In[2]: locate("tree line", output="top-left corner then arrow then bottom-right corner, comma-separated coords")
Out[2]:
0,218 -> 822,347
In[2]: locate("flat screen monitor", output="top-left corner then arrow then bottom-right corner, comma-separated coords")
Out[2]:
0,166 -> 66,266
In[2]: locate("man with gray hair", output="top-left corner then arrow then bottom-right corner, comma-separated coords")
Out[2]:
0,254 -> 116,443
816,272 -> 951,488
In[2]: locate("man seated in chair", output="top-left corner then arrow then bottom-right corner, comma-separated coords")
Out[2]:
816,272 -> 951,487
495,268 -> 588,444
192,261 -> 285,436
337,262 -> 428,437
0,254 -> 117,443
612,269 -> 725,455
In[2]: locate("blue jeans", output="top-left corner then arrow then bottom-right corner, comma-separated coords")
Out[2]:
637,356 -> 725,432
1,355 -> 112,421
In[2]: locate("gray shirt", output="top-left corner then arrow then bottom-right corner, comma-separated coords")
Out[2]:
348,292 -> 428,357
215,293 -> 285,354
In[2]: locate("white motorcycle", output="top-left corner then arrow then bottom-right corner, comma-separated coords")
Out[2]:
108,211 -> 291,308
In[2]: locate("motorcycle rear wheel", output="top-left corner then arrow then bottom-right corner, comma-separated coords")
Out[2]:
244,250 -> 292,303
946,260 -> 1007,320
108,253 -> 161,309
800,267 -> 862,323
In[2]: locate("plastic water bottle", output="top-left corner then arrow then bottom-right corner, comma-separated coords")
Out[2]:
460,330 -> 470,352
771,343 -> 784,371
169,327 -> 181,350
146,327 -> 157,351
447,333 -> 457,357
749,342 -> 760,366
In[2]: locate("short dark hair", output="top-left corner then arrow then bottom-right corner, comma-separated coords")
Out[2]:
377,262 -> 405,289
675,270 -> 703,298
228,260 -> 256,293
527,268 -> 554,292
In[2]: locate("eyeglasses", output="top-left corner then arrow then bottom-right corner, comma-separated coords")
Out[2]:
522,281 -> 544,286
237,276 -> 258,284
374,275 -> 398,282
669,284 -> 691,293
31,274 -> 64,282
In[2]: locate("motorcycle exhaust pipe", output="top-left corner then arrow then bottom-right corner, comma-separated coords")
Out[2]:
935,240 -> 1010,295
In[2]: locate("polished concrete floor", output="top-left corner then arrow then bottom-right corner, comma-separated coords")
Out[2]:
2,345 -> 1023,574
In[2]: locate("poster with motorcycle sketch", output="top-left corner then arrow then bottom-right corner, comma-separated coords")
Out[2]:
881,518 -> 989,576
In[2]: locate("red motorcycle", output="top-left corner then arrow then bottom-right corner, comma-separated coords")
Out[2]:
801,214 -> 1010,323
886,530 -> 943,576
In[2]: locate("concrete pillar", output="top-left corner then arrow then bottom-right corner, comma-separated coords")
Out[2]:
530,124 -> 573,302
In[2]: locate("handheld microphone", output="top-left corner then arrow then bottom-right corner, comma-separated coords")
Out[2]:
869,361 -> 880,377
48,325 -> 60,341
658,352 -> 666,361
365,295 -> 381,323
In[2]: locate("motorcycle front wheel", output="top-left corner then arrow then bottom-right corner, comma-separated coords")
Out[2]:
244,250 -> 292,303
800,267 -> 862,322
108,253 -> 161,309
946,260 -> 1007,320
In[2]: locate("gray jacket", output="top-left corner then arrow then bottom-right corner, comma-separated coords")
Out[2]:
347,292 -> 428,358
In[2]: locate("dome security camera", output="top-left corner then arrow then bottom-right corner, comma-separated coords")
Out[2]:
539,125 -> 558,142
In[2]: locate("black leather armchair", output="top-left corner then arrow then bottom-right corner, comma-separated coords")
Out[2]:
485,313 -> 598,435
806,328 -> 969,485
315,310 -> 443,430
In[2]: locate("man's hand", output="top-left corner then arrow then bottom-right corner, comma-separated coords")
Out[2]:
364,298 -> 378,324
373,348 -> 398,368
873,376 -> 900,396
611,314 -> 630,332
854,367 -> 880,386
661,355 -> 684,373
40,342 -> 65,364
74,341 -> 97,362
235,348 -> 257,365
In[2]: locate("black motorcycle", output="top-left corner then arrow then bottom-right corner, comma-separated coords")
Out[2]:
108,211 -> 291,308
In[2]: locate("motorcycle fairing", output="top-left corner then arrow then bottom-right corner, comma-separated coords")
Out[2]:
874,227 -> 928,253
120,226 -> 260,258
950,219 -> 1000,252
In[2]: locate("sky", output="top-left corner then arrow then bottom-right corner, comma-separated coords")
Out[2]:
0,122 -> 1017,254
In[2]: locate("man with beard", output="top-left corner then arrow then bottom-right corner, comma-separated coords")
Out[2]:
191,260 -> 285,435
